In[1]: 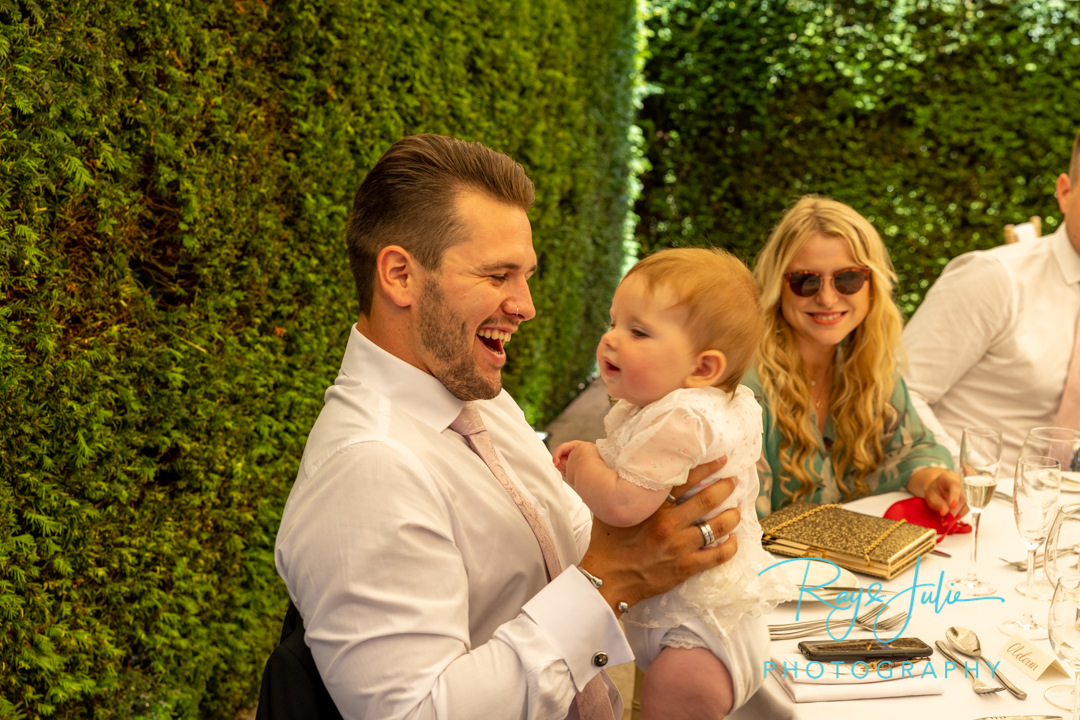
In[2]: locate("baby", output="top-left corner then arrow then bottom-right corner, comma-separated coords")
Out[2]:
553,247 -> 795,717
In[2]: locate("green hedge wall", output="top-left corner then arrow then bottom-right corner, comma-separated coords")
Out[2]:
636,0 -> 1080,315
0,1 -> 638,716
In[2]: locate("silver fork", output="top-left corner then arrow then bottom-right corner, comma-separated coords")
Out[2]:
769,606 -> 895,640
770,610 -> 908,640
770,605 -> 882,632
871,611 -> 909,632
934,640 -> 1006,694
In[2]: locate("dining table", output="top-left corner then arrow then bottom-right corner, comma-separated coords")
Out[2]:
732,486 -> 1075,719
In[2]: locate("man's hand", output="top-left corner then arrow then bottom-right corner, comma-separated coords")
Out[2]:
578,458 -> 738,614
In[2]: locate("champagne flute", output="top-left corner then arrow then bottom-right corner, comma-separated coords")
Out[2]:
1044,504 -> 1080,709
1000,455 -> 1060,637
949,426 -> 1003,596
1048,577 -> 1080,718
1017,428 -> 1080,600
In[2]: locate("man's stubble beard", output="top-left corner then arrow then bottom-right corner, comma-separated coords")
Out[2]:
418,277 -> 502,401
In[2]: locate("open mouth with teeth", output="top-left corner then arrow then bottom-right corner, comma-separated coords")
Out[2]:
477,328 -> 512,356
808,311 -> 846,324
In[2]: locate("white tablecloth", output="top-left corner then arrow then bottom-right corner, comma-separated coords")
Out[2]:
733,490 -> 1072,719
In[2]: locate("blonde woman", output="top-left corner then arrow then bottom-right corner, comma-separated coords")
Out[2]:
744,195 -> 966,519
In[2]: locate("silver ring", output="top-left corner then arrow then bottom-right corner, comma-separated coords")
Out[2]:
696,520 -> 715,548
666,493 -> 677,504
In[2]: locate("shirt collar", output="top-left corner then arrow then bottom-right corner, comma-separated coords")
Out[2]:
339,325 -> 464,432
1050,224 -> 1080,285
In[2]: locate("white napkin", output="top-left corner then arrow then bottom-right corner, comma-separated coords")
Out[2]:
770,652 -> 946,702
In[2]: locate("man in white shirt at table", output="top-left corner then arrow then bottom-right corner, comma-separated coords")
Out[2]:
903,129 -> 1080,471
273,134 -> 768,719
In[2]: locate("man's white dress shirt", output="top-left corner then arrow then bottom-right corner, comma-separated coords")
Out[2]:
902,226 -> 1080,472
275,327 -> 632,719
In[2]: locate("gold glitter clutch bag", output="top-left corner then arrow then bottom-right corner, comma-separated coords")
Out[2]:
760,501 -> 935,579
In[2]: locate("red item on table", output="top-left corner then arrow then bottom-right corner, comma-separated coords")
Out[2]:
883,496 -> 971,542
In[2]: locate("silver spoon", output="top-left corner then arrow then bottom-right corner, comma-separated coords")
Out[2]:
945,626 -> 1027,699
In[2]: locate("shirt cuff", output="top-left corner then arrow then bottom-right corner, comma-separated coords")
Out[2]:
523,567 -> 634,689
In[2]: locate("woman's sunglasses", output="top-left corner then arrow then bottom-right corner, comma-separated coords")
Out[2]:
783,267 -> 871,298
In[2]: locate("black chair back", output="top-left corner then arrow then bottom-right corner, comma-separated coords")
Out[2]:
255,600 -> 344,720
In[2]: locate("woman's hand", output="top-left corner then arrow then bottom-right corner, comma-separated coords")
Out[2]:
907,466 -> 968,517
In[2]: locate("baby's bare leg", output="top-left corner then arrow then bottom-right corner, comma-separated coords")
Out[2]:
640,646 -> 734,720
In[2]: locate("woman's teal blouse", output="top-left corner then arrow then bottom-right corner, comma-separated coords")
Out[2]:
742,367 -> 954,519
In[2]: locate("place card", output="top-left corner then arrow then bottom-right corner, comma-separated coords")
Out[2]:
999,634 -> 1067,680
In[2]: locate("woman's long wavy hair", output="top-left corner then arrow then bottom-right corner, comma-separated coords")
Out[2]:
752,195 -> 905,504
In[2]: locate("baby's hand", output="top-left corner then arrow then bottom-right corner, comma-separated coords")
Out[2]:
552,440 -> 587,477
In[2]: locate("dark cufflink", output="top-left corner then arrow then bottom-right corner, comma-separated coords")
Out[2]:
592,651 -> 609,667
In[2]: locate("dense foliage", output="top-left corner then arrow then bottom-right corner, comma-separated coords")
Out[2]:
0,1 -> 638,716
636,0 -> 1080,314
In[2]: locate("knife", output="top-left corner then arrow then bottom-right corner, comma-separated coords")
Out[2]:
934,640 -> 971,674
816,586 -> 898,595
999,555 -> 1045,570
972,716 -> 1063,720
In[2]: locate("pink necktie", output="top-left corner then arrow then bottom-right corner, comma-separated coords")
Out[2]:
1056,312 -> 1080,430
451,402 -> 615,720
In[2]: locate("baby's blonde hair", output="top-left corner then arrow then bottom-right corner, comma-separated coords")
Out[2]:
623,247 -> 763,393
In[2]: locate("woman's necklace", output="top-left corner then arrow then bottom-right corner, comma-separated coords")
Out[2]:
809,374 -> 831,410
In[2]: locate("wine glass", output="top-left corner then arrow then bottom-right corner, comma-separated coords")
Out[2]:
1000,455 -> 1060,638
1047,577 -> 1080,718
949,426 -> 1003,596
1016,428 -> 1080,600
1021,427 -> 1080,474
1047,504 -> 1080,589
1044,504 -> 1080,709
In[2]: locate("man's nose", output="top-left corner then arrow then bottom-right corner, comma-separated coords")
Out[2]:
513,279 -> 536,320
504,281 -> 536,321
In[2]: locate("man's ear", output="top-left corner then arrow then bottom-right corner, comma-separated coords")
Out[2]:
1058,172 -> 1073,217
685,350 -> 727,389
376,245 -> 422,308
